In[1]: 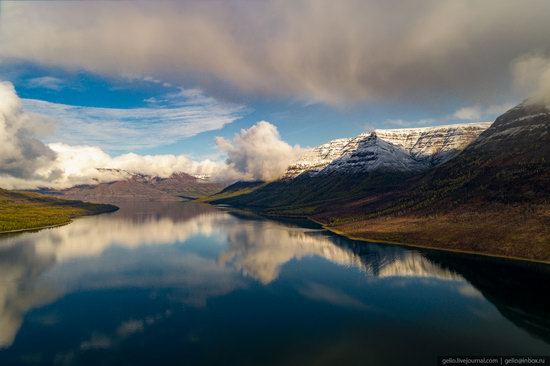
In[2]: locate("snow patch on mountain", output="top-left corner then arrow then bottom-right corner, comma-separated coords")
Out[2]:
321,134 -> 425,174
375,122 -> 493,165
284,122 -> 492,178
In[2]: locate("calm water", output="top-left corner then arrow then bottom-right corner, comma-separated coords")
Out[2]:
0,202 -> 549,365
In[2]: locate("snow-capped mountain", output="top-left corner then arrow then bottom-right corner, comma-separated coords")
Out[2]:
375,123 -> 493,165
321,134 -> 425,175
284,122 -> 491,177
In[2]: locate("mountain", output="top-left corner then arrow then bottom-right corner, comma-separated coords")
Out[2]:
213,123 -> 491,211
407,101 -> 550,205
210,103 -> 550,261
0,188 -> 117,233
284,123 -> 491,178
46,170 -> 224,204
320,133 -> 426,175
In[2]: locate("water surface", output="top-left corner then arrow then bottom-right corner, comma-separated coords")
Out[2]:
0,202 -> 549,365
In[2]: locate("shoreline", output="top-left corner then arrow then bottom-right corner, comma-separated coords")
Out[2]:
0,206 -> 119,236
0,222 -> 70,235
308,217 -> 550,266
213,204 -> 550,266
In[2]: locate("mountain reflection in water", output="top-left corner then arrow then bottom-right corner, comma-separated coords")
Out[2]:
0,202 -> 548,365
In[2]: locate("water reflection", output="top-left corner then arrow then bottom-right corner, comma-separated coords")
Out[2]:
218,217 -> 460,284
428,253 -> 550,344
0,202 -> 549,357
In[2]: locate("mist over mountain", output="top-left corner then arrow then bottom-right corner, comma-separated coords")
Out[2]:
43,170 -> 224,204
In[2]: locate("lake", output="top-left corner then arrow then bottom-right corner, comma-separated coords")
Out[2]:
0,202 -> 549,365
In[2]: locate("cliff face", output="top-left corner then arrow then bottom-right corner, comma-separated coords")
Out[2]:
284,123 -> 491,178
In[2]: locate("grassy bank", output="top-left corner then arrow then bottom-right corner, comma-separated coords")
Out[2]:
314,202 -> 550,263
0,188 -> 118,233
209,190 -> 550,263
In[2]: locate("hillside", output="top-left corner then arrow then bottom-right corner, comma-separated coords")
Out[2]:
0,188 -> 118,233
211,103 -> 550,261
215,123 -> 491,213
200,180 -> 266,202
45,171 -> 225,204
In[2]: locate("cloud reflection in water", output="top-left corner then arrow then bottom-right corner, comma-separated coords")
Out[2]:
0,202 -> 462,348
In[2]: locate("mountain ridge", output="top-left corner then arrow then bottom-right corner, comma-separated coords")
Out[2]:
43,170 -> 224,204
284,122 -> 491,178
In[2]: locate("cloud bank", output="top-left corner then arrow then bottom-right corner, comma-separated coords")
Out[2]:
0,82 -> 298,189
2,1 -> 550,105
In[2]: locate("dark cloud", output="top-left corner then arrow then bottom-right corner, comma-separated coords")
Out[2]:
1,1 -> 549,105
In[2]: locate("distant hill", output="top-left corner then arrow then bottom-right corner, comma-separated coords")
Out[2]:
44,170 -> 225,204
0,188 -> 117,233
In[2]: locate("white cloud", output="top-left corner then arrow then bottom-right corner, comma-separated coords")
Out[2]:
22,88 -> 246,153
386,101 -> 515,128
216,121 -> 302,181
26,76 -> 64,91
0,142 -> 227,190
452,105 -> 482,121
512,53 -> 550,104
46,143 -> 223,187
0,81 -> 59,182
452,103 -> 515,121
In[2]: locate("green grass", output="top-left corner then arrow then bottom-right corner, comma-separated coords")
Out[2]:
199,183 -> 267,203
0,189 -> 118,233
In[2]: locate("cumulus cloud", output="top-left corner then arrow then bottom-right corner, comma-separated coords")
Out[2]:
2,1 -> 550,105
216,121 -> 302,181
0,82 -> 59,182
512,53 -> 550,104
22,88 -> 245,153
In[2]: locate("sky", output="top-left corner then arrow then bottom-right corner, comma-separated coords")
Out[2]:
1,0 -> 550,188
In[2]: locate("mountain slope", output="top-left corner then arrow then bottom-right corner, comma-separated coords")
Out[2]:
47,171 -> 224,204
0,188 -> 117,233
212,102 -> 550,261
321,133 -> 426,175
